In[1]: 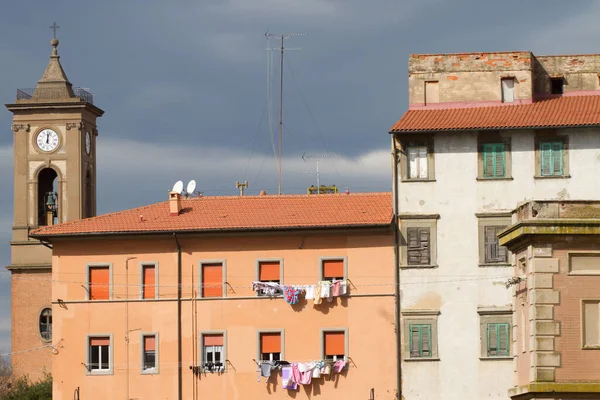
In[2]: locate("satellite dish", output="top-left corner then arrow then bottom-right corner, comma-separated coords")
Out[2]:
172,180 -> 184,194
187,180 -> 197,195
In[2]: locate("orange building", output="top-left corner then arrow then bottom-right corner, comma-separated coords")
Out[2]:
499,201 -> 600,399
31,192 -> 398,399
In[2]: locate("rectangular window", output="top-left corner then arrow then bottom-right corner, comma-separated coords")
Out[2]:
260,332 -> 281,362
407,227 -> 430,266
409,324 -> 432,358
425,81 -> 439,105
484,226 -> 508,263
323,331 -> 346,362
202,263 -> 223,298
257,261 -> 281,296
482,143 -> 505,178
501,78 -> 515,103
487,323 -> 510,357
540,141 -> 563,176
322,259 -> 345,281
89,266 -> 110,300
551,77 -> 564,95
89,337 -> 111,373
142,265 -> 156,299
407,146 -> 428,179
142,335 -> 157,372
584,301 -> 600,347
202,334 -> 224,371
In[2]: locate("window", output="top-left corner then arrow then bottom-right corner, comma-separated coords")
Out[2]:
407,146 -> 428,180
321,258 -> 346,281
501,78 -> 514,103
535,134 -> 569,178
400,216 -> 438,268
39,308 -> 52,341
257,260 -> 282,296
482,143 -> 505,178
583,301 -> 600,348
259,332 -> 282,362
202,334 -> 225,372
540,141 -> 563,176
550,77 -> 564,95
200,262 -> 224,298
141,334 -> 157,373
88,265 -> 110,300
322,330 -> 347,362
477,215 -> 511,266
425,81 -> 439,105
569,253 -> 600,275
479,309 -> 512,358
402,310 -> 439,360
141,264 -> 156,299
88,336 -> 112,374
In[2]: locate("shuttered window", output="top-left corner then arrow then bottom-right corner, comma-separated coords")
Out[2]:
407,227 -> 430,265
323,259 -> 344,280
409,324 -> 432,358
202,263 -> 223,298
89,266 -> 110,300
260,332 -> 281,362
202,334 -> 224,371
143,335 -> 157,371
142,265 -> 156,299
484,226 -> 508,263
487,323 -> 510,357
89,337 -> 111,371
259,261 -> 280,282
540,141 -> 563,176
407,146 -> 428,179
324,331 -> 345,361
483,143 -> 505,178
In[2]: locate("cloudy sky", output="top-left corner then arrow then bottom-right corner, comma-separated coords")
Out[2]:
0,0 -> 598,356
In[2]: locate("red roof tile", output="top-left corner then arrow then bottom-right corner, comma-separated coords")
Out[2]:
390,95 -> 600,133
31,193 -> 392,237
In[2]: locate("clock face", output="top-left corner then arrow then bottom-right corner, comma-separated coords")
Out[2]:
85,132 -> 91,155
36,129 -> 60,152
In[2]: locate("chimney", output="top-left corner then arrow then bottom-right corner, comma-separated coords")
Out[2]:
169,191 -> 182,216
260,190 -> 267,196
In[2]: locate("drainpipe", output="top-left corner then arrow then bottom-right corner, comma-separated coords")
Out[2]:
173,233 -> 183,400
392,135 -> 402,400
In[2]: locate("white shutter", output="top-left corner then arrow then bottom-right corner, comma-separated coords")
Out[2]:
408,147 -> 418,179
418,147 -> 428,178
502,79 -> 514,103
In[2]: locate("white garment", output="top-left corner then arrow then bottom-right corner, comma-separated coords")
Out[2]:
320,282 -> 331,298
304,285 -> 316,300
312,367 -> 321,378
339,280 -> 347,295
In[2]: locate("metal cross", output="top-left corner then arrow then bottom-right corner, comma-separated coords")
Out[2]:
50,22 -> 59,39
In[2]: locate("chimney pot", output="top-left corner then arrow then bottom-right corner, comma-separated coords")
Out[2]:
169,191 -> 182,216
260,190 -> 267,196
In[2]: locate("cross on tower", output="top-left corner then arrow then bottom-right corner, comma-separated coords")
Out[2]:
50,22 -> 59,39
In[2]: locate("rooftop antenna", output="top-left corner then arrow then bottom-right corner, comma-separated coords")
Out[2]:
172,180 -> 184,195
266,32 -> 306,195
302,152 -> 341,194
236,181 -> 248,196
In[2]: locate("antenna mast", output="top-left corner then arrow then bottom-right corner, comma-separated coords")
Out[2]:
266,32 -> 306,195
302,152 -> 341,194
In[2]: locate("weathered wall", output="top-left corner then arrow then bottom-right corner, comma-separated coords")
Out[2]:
535,55 -> 600,95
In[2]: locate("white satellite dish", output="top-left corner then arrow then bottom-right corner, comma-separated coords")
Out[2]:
187,180 -> 197,195
172,180 -> 184,194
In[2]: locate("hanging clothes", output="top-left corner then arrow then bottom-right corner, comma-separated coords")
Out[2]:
283,286 -> 300,305
304,285 -> 316,300
333,359 -> 347,373
339,280 -> 347,295
314,282 -> 324,305
332,280 -> 341,297
282,366 -> 298,390
252,281 -> 282,296
258,361 -> 273,382
291,363 -> 312,385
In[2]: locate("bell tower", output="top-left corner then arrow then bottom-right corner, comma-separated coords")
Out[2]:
5,36 -> 104,379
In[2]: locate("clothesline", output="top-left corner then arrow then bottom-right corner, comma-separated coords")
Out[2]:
257,358 -> 348,389
252,279 -> 348,305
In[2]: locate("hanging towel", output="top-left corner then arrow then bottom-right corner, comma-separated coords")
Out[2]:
314,282 -> 323,305
332,280 -> 341,296
333,359 -> 347,373
339,280 -> 347,295
282,366 -> 298,390
258,362 -> 272,382
304,285 -> 316,300
283,286 -> 300,304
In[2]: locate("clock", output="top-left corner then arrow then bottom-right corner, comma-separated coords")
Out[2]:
85,131 -> 91,155
36,129 -> 60,152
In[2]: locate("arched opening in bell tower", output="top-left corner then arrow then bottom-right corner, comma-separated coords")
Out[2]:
37,168 -> 58,226
85,169 -> 93,218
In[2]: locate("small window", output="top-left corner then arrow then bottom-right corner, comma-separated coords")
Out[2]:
540,141 -> 563,176
501,78 -> 514,103
142,264 -> 156,299
409,324 -> 432,358
142,335 -> 157,372
88,337 -> 111,373
39,308 -> 52,341
202,334 -> 224,372
407,227 -> 430,266
88,266 -> 110,300
201,263 -> 223,298
402,311 -> 439,360
257,261 -> 281,296
425,81 -> 439,105
407,146 -> 428,180
550,78 -> 564,95
482,144 -> 505,178
260,332 -> 281,362
583,301 -> 600,348
487,323 -> 510,357
484,226 -> 508,263
322,259 -> 345,281
323,331 -> 346,362
479,310 -> 512,358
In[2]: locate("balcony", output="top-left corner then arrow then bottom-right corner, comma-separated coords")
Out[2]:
16,87 -> 94,104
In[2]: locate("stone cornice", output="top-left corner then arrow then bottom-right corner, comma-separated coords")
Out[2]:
499,220 -> 600,248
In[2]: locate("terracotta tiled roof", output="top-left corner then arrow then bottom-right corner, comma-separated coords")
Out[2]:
31,192 -> 392,237
390,95 -> 600,133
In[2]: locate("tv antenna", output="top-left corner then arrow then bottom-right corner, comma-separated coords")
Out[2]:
266,32 -> 307,195
236,181 -> 248,196
302,152 -> 341,194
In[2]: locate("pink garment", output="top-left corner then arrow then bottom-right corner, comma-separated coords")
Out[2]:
333,360 -> 347,373
282,366 -> 298,391
332,280 -> 341,296
291,363 -> 312,385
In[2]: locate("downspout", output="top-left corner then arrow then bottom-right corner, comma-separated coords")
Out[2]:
173,233 -> 183,400
392,134 -> 402,400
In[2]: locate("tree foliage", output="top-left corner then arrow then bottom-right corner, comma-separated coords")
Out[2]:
0,373 -> 52,400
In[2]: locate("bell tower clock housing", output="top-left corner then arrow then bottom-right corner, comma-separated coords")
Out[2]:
5,37 -> 104,379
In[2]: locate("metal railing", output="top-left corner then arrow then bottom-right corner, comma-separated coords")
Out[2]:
16,87 -> 94,104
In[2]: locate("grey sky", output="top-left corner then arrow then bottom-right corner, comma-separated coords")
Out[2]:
0,0 -> 599,355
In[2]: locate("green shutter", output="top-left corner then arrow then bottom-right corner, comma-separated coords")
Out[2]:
552,142 -> 563,175
488,322 -> 510,357
409,324 -> 432,358
483,143 -> 505,178
541,141 -> 563,176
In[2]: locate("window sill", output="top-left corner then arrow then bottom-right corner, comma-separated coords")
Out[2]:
568,272 -> 600,276
141,368 -> 159,375
534,175 -> 571,180
87,370 -> 114,376
403,358 -> 440,362
401,179 -> 436,183
479,356 -> 513,361
479,263 -> 511,268
476,177 -> 513,181
400,264 -> 438,269
582,346 -> 600,350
